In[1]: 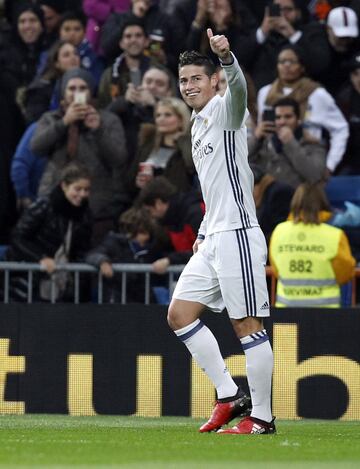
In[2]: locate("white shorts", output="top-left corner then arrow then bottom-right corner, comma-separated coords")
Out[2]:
172,227 -> 270,319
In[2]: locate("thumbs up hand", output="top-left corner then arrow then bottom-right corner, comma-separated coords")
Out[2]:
207,28 -> 231,62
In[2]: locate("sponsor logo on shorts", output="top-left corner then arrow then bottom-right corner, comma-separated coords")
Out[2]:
260,301 -> 269,310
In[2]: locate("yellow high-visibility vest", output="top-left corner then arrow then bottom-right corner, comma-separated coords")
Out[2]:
270,221 -> 341,308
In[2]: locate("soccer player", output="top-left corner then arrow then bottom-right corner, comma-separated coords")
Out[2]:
168,29 -> 275,435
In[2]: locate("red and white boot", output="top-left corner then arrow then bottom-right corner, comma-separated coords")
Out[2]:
218,416 -> 276,434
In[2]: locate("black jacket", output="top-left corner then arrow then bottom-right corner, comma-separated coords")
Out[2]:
7,186 -> 93,263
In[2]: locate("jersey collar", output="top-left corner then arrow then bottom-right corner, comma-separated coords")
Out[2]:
191,94 -> 221,121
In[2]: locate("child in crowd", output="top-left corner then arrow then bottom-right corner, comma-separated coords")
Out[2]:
86,206 -> 170,303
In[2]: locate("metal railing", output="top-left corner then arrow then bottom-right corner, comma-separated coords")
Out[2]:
1,262 -> 359,306
0,262 -> 185,305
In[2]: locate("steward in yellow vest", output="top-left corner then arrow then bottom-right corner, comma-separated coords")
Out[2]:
269,183 -> 355,308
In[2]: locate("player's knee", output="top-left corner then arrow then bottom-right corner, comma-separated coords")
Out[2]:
231,317 -> 263,338
167,302 -> 180,330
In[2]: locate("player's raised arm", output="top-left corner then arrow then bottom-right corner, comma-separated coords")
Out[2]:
207,28 -> 247,127
207,28 -> 232,64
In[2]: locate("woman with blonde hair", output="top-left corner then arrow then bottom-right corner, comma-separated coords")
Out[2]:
127,96 -> 195,194
269,182 -> 355,308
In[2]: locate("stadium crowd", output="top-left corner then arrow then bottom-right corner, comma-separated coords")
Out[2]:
0,0 -> 359,303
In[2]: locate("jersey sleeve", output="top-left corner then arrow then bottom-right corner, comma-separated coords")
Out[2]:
216,53 -> 248,130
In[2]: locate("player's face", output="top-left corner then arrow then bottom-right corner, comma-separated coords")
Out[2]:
179,65 -> 218,113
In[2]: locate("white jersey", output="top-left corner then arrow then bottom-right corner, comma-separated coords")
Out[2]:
192,55 -> 259,237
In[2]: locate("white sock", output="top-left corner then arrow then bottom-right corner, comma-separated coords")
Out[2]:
240,329 -> 273,423
175,319 -> 238,399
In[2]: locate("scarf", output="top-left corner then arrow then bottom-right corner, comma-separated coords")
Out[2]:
111,53 -> 126,98
265,77 -> 320,120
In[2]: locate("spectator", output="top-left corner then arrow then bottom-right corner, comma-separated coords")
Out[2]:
137,176 -> 204,274
251,164 -> 295,243
100,0 -> 176,70
249,97 -> 327,188
97,16 -> 151,108
327,0 -> 360,21
0,3 -> 45,112
176,0 -> 257,71
336,52 -> 360,174
0,2 -> 45,243
248,0 -> 331,89
31,67 -> 128,244
257,44 -> 349,173
106,63 -> 177,165
38,0 -> 65,48
319,6 -> 360,94
83,0 -> 131,55
269,182 -> 355,307
11,122 -> 47,212
58,10 -> 105,86
4,162 -> 93,302
24,39 -> 80,124
127,97 -> 194,194
86,206 -> 170,303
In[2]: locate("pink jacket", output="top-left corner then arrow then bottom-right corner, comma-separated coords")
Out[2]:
83,0 -> 131,53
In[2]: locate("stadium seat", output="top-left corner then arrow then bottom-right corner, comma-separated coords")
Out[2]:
0,245 -> 8,260
325,176 -> 360,210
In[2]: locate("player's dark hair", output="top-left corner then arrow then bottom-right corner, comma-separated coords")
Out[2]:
178,51 -> 216,77
137,176 -> 177,207
273,97 -> 301,119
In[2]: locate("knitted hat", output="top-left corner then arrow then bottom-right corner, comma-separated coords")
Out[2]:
14,3 -> 45,28
61,68 -> 95,96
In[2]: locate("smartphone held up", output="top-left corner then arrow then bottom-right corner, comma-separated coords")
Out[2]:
74,91 -> 87,105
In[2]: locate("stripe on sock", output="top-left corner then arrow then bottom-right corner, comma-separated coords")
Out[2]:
241,329 -> 269,351
177,321 -> 204,342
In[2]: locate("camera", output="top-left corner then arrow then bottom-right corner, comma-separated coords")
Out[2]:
262,109 -> 276,122
269,3 -> 281,16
